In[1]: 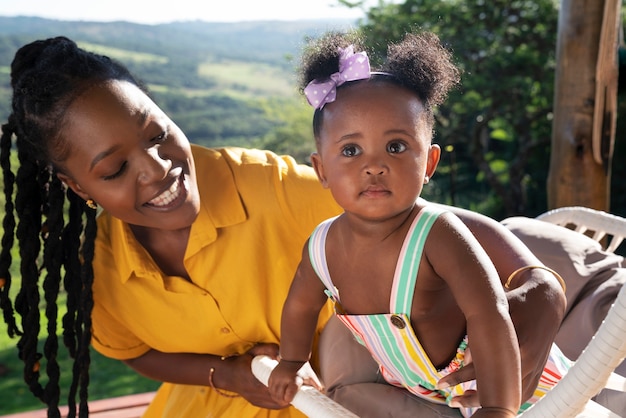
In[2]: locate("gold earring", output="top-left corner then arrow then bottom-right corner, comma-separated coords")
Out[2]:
86,199 -> 97,210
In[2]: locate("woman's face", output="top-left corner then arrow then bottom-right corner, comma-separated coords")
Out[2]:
57,80 -> 200,231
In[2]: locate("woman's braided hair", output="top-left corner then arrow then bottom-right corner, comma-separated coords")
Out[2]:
0,36 -> 144,417
297,30 -> 461,139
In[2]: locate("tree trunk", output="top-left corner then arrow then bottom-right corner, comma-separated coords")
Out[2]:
547,0 -> 620,211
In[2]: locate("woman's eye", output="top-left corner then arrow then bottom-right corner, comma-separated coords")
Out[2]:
341,145 -> 361,157
388,142 -> 407,154
103,162 -> 127,180
152,131 -> 166,142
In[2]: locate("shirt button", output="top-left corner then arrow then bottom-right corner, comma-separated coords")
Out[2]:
390,315 -> 405,329
220,327 -> 231,334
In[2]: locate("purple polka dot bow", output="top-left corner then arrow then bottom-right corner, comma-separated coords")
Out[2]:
303,45 -> 371,109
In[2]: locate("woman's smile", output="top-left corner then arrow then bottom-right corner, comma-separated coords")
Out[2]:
145,173 -> 188,209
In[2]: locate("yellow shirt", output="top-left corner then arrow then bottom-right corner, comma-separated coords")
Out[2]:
91,146 -> 341,417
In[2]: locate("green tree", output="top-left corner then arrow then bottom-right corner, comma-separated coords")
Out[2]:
254,97 -> 317,164
359,0 -> 560,217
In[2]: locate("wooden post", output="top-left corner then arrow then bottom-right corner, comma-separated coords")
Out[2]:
547,0 -> 620,211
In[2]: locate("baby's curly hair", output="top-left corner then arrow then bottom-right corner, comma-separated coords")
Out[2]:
298,30 -> 460,137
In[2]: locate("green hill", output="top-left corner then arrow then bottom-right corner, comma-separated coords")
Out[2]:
0,16 -> 355,149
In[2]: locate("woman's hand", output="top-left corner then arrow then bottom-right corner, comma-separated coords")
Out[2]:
227,344 -> 324,409
223,343 -> 287,409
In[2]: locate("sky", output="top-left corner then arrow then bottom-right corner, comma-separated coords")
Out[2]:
0,0 -> 374,24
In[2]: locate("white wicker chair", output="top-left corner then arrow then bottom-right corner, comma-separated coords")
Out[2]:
519,206 -> 626,417
536,206 -> 626,253
253,206 -> 626,417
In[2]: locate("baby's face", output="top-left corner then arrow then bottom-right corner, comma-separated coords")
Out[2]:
311,81 -> 440,221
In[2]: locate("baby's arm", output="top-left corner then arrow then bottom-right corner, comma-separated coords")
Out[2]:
268,242 -> 329,406
428,212 -> 521,417
434,201 -> 565,405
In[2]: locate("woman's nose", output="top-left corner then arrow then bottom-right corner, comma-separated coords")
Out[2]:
138,147 -> 171,184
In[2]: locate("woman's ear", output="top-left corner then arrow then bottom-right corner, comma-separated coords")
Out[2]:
425,144 -> 441,181
310,152 -> 329,188
56,172 -> 90,201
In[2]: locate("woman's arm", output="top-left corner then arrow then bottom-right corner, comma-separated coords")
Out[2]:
123,343 -> 284,409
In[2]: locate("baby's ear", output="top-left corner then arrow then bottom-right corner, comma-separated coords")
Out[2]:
426,144 -> 441,179
310,152 -> 329,188
56,172 -> 90,201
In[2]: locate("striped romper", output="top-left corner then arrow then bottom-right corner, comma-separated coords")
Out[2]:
308,206 -> 571,417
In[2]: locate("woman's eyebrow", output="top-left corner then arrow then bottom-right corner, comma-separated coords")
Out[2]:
89,144 -> 122,172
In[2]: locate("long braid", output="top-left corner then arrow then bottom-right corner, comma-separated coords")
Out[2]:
59,197 -> 96,418
14,128 -> 45,403
62,188 -> 83,418
3,35 -> 148,414
62,188 -> 82,358
77,207 -> 97,417
0,117 -> 19,337
42,170 -> 65,416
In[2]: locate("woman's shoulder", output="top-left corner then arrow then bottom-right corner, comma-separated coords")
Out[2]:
192,144 -> 279,161
194,145 -> 323,191
191,145 -> 304,173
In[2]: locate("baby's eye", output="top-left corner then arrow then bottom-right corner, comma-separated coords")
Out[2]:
387,142 -> 407,154
103,162 -> 127,180
341,145 -> 361,157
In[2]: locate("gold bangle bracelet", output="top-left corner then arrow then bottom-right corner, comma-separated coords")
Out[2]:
504,265 -> 566,293
208,357 -> 240,398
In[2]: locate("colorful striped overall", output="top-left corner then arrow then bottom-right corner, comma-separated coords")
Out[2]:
308,206 -> 571,416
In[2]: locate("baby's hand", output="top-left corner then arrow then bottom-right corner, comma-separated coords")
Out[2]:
296,361 -> 324,391
268,360 -> 323,406
438,347 -> 479,407
268,360 -> 305,406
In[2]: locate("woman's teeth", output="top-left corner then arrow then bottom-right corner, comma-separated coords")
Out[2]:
148,178 -> 181,207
